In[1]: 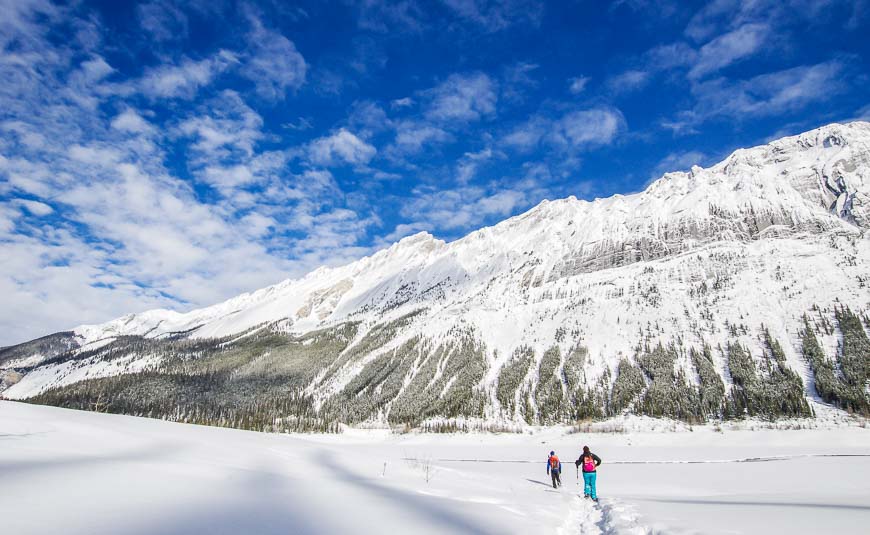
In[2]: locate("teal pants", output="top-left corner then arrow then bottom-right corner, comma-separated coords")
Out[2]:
582,471 -> 597,499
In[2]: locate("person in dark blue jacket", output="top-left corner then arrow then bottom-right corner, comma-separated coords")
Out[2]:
546,450 -> 562,488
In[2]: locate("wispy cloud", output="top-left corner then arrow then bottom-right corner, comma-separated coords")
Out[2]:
688,23 -> 768,79
399,184 -> 527,230
389,121 -> 453,156
423,72 -> 498,122
239,14 -> 307,100
137,0 -> 189,43
440,0 -> 544,32
606,69 -> 650,93
689,60 -> 845,120
502,62 -> 539,103
308,129 -> 377,166
0,0 -> 865,347
178,91 -> 264,160
111,109 -> 155,135
568,76 -> 589,94
505,107 -> 626,152
684,0 -> 840,42
0,2 -> 371,344
456,147 -> 494,184
137,51 -> 238,100
650,150 -> 707,179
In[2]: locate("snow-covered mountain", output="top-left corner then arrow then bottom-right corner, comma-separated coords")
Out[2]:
3,122 -> 869,427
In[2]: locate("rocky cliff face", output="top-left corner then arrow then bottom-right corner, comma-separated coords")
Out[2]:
3,122 -> 869,427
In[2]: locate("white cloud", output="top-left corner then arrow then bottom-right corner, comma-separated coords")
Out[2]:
202,164 -> 256,190
688,23 -> 768,79
423,72 -> 497,122
111,109 -> 154,134
16,198 -> 54,216
476,189 -> 525,215
456,147 -> 493,183
606,69 -> 650,93
68,144 -> 122,166
282,117 -> 313,131
178,91 -> 264,159
382,222 -> 429,243
689,60 -> 845,120
137,0 -> 189,42
502,62 -> 538,102
568,76 -> 589,94
138,51 -> 237,100
440,0 -> 544,32
0,0 -> 59,51
348,100 -> 393,137
308,129 -> 376,166
391,121 -> 452,155
80,56 -> 114,81
399,185 -> 528,231
0,230 -> 179,345
556,108 -> 625,147
505,107 -> 625,152
1,121 -> 47,150
644,42 -> 698,71
239,212 -> 276,238
391,97 -> 414,109
651,150 -> 707,178
355,0 -> 425,33
684,0 -> 837,42
503,117 -> 548,151
0,202 -> 20,233
0,14 -> 370,345
240,16 -> 307,100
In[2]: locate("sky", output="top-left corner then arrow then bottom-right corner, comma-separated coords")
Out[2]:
0,0 -> 868,346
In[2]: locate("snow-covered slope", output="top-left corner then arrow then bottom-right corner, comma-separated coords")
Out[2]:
68,121 -> 870,344
3,122 -> 869,424
3,401 -> 870,535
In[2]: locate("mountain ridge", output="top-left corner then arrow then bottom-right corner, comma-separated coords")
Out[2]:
2,121 -> 869,428
64,120 -> 870,346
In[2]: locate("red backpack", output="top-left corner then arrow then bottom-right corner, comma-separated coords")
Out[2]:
549,455 -> 560,469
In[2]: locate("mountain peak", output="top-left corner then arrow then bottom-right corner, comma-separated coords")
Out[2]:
4,122 -> 869,427
14,122 -> 870,351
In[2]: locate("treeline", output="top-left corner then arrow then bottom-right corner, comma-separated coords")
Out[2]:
500,306 -> 869,423
30,371 -> 338,433
500,335 -> 809,425
323,324 -> 488,426
800,307 -> 870,415
26,320 -> 365,433
22,306 -> 870,433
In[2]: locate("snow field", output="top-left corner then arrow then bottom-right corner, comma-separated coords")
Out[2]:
3,402 -> 869,534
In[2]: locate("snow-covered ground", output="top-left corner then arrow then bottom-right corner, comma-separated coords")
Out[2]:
2,402 -> 869,534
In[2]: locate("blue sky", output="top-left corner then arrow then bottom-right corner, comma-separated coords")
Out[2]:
1,0 -> 868,345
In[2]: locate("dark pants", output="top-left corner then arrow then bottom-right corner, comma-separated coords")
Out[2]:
551,470 -> 561,488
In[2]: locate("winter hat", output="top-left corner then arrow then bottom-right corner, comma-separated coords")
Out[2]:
583,445 -> 590,453
550,451 -> 555,456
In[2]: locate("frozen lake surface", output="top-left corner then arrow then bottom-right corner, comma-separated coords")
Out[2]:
2,402 -> 869,534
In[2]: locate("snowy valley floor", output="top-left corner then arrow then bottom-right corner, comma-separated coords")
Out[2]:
2,402 -> 869,535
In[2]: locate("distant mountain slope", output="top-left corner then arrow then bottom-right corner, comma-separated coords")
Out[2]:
3,121 -> 869,427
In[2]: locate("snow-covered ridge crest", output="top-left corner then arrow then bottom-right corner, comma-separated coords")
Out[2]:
68,121 -> 870,348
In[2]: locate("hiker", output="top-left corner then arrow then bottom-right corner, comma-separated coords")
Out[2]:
575,445 -> 601,501
547,450 -> 562,488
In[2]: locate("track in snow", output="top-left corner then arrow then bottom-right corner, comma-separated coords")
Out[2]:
558,492 -> 652,535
